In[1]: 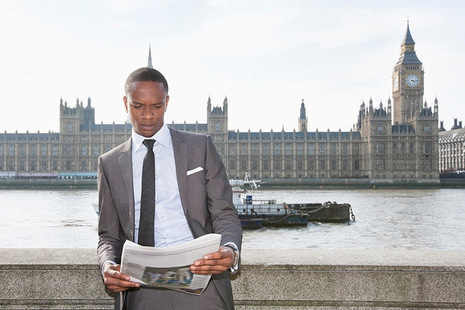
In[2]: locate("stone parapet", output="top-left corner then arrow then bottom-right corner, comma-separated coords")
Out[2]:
0,249 -> 464,309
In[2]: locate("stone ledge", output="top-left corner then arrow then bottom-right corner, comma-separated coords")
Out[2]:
0,249 -> 464,309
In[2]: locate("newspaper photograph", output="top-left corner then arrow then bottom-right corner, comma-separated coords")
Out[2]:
120,233 -> 221,295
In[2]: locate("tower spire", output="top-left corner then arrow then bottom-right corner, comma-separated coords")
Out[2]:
147,44 -> 153,68
402,20 -> 415,46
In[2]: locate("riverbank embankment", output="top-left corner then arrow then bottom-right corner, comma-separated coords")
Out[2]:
0,248 -> 463,309
1,177 -> 464,189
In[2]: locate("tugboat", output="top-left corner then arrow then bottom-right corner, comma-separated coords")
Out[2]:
230,175 -> 355,229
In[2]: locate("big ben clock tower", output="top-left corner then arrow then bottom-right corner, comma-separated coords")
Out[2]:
392,21 -> 424,125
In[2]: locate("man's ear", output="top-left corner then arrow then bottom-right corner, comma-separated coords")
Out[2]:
164,95 -> 170,112
123,96 -> 128,112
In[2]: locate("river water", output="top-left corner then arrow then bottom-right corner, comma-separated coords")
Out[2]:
0,189 -> 463,250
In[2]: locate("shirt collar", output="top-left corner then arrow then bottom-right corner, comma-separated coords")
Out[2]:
131,124 -> 171,151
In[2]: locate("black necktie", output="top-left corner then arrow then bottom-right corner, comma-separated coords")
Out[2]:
139,139 -> 155,246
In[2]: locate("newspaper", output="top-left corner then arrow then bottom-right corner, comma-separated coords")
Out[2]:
120,233 -> 221,295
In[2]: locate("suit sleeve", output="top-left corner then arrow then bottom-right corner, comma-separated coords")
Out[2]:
204,136 -> 242,252
97,156 -> 125,269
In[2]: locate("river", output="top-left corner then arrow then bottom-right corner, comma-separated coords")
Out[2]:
0,188 -> 463,250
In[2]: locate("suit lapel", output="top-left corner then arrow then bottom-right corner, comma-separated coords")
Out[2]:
169,128 -> 189,214
119,138 -> 135,239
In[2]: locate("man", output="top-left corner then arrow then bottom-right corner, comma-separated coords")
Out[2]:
97,67 -> 242,309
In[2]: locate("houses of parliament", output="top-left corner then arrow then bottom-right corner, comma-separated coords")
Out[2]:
2,23 -> 459,185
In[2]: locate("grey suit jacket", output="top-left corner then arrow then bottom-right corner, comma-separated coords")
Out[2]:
97,127 -> 242,309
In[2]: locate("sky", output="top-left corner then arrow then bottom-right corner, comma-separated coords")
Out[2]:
0,0 -> 464,134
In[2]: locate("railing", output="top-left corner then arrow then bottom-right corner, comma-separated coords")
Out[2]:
0,248 -> 464,309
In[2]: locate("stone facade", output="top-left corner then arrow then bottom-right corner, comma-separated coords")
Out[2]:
0,23 -> 440,184
439,119 -> 465,172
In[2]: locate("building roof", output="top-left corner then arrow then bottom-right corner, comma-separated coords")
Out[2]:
80,123 -> 132,132
0,132 -> 60,141
439,128 -> 465,141
227,130 -> 361,141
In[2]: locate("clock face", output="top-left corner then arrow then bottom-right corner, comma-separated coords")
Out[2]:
406,74 -> 420,87
393,75 -> 399,90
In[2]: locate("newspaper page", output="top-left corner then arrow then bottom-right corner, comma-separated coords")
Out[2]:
120,233 -> 221,295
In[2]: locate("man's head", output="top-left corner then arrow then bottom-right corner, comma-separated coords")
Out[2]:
124,67 -> 170,138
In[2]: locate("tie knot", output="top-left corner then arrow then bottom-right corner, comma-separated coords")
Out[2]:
142,139 -> 155,149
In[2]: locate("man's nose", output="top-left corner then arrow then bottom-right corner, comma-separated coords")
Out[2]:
141,106 -> 154,118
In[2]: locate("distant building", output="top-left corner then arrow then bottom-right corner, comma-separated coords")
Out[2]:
439,119 -> 464,172
0,23 -> 440,184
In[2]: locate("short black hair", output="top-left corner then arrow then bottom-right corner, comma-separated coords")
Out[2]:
125,67 -> 169,95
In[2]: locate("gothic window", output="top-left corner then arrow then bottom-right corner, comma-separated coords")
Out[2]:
342,160 -> 348,171
354,160 -> 360,170
263,160 -> 270,171
423,142 -> 432,154
263,144 -> 270,155
41,161 -> 47,171
41,146 -> 47,156
377,125 -> 384,134
19,145 -> 25,156
297,144 -> 303,155
376,142 -> 385,154
93,146 -> 99,156
285,144 -> 292,155
331,144 -> 337,155
251,160 -> 258,171
30,145 -> 37,156
343,144 -> 348,155
228,146 -> 236,155
251,143 -> 258,153
320,160 -> 326,170
285,161 -> 292,170
0,145 -> 2,155
409,143 -> 414,153
19,161 -> 25,171
65,146 -> 73,156
308,160 -> 314,170
229,161 -> 236,170
331,160 -> 337,170
215,122 -> 221,131
30,161 -> 36,171
8,146 -> 14,156
240,144 -> 247,155
424,125 -> 431,134
274,144 -> 281,155
52,146 -> 59,156
81,146 -> 88,156
320,144 -> 326,155
308,144 -> 315,155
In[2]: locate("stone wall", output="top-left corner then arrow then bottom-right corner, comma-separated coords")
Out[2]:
0,249 -> 464,309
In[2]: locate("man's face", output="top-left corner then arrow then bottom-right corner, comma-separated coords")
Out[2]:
124,81 -> 169,137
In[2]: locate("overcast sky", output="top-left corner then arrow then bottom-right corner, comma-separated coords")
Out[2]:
1,0 -> 464,134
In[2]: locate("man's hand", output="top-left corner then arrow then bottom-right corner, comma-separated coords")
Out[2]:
190,247 -> 234,274
102,263 -> 140,293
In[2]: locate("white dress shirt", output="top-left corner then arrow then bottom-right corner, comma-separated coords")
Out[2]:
131,124 -> 193,248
